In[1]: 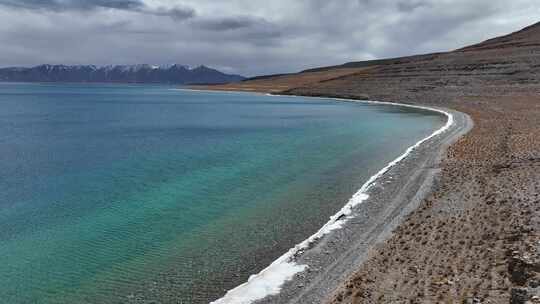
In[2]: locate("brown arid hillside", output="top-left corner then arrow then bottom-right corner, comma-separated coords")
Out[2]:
198,22 -> 540,303
198,67 -> 369,93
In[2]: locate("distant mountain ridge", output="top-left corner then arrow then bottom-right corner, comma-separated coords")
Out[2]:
0,64 -> 245,84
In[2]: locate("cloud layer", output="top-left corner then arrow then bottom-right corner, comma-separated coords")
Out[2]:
0,0 -> 194,19
0,0 -> 539,76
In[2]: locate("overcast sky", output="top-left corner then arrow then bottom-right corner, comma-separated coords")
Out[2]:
0,0 -> 539,76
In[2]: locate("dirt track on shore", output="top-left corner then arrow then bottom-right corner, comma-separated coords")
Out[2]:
326,95 -> 540,304
252,104 -> 472,304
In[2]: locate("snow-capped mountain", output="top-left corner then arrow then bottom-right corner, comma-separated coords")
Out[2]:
0,64 -> 245,84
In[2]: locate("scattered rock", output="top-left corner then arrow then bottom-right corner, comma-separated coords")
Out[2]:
510,288 -> 528,304
509,254 -> 534,286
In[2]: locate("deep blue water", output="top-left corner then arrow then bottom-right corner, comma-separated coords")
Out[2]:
0,83 -> 445,303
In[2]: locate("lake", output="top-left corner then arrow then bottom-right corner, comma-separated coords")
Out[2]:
0,83 -> 445,303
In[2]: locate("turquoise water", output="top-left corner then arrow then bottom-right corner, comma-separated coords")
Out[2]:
0,83 -> 445,303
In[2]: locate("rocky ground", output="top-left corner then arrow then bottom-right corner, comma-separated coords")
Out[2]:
200,22 -> 540,303
327,94 -> 540,304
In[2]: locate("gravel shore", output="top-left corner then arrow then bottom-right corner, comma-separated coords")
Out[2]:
254,105 -> 472,304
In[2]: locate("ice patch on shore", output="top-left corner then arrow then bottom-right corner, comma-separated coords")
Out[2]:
211,257 -> 306,304
212,97 -> 454,304
212,191 -> 370,304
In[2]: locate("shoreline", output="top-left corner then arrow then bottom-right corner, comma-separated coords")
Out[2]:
204,91 -> 472,304
192,24 -> 540,302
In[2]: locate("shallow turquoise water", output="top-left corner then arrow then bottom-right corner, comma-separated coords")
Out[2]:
0,83 -> 445,303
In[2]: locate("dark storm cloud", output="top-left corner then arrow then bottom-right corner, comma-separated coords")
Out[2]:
0,0 -> 539,76
197,16 -> 265,31
147,6 -> 194,20
0,0 -> 136,10
0,0 -> 195,19
194,15 -> 283,45
396,0 -> 430,12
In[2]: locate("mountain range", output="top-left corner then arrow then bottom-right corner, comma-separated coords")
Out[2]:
0,64 -> 245,84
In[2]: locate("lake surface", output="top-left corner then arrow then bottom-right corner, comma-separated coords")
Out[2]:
0,83 -> 445,303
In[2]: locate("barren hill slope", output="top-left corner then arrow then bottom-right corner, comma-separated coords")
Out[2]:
296,23 -> 540,304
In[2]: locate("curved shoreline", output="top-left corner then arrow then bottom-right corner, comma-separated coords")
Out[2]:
210,94 -> 472,304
